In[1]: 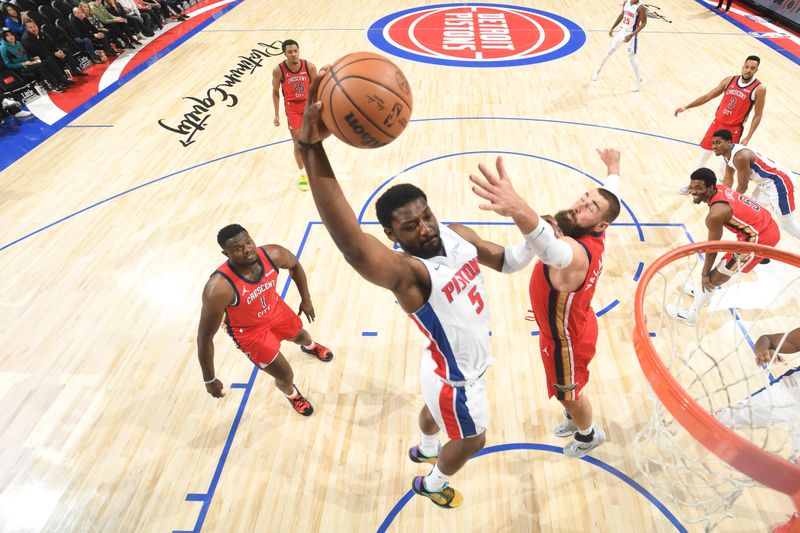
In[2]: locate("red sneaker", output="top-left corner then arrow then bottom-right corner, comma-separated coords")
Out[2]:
301,342 -> 333,362
287,387 -> 313,416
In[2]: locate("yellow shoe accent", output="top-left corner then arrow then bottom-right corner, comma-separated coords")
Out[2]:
298,174 -> 309,191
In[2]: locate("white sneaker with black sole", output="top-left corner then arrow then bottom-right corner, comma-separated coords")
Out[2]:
679,185 -> 691,194
666,304 -> 697,326
563,427 -> 606,458
553,416 -> 578,438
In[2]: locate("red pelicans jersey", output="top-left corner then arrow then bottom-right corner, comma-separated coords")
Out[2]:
529,230 -> 606,380
709,184 -> 775,240
214,247 -> 281,333
409,225 -> 492,383
715,76 -> 761,125
279,59 -> 310,104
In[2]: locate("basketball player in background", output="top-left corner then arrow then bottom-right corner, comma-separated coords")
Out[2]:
297,67 -> 544,509
711,129 -> 800,239
718,328 -> 800,532
272,39 -> 317,191
470,150 -> 622,458
197,224 -> 333,416
668,168 -> 780,325
675,56 -> 766,194
592,0 -> 647,92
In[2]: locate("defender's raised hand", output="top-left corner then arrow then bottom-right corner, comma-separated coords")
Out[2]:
469,156 -> 528,218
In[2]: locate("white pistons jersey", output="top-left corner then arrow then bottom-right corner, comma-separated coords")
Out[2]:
409,224 -> 492,383
620,0 -> 641,32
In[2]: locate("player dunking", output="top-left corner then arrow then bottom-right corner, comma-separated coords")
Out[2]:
272,39 -> 317,192
675,56 -> 766,194
197,224 -> 333,415
470,149 -> 623,458
592,0 -> 647,92
668,169 -> 780,326
296,68 -> 542,508
711,129 -> 800,239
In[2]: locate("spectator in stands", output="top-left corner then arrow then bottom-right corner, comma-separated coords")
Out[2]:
0,29 -> 71,93
3,4 -> 24,38
79,1 -> 129,50
87,0 -> 140,48
22,20 -> 87,78
132,0 -> 164,31
110,0 -> 153,38
152,0 -> 188,22
716,0 -> 732,12
70,6 -> 115,63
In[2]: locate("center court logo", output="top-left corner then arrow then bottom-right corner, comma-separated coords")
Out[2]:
367,3 -> 585,68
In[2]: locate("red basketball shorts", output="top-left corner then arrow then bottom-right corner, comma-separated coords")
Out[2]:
700,120 -> 742,150
285,101 -> 305,131
538,325 -> 598,401
720,221 -> 780,275
228,299 -> 302,367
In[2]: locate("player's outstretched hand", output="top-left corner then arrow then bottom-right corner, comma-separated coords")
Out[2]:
754,335 -> 786,366
469,156 -> 527,218
273,116 -> 280,127
298,298 -> 315,322
674,106 -> 687,117
596,147 -> 621,174
205,378 -> 226,399
300,65 -> 331,145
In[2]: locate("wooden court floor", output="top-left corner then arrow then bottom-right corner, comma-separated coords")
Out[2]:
1,1 -> 799,531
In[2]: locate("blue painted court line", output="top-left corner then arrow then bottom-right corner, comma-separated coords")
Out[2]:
362,331 -> 378,336
376,442 -> 687,533
175,222 -> 314,533
63,124 -> 114,128
634,261 -> 645,281
185,493 -> 206,502
531,331 -> 539,336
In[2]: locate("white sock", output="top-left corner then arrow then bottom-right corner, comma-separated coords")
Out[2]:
419,432 -> 440,456
424,464 -> 450,492
696,149 -> 713,170
285,386 -> 298,399
304,340 -> 316,350
628,54 -> 641,81
690,285 -> 714,314
577,422 -> 595,436
780,214 -> 800,239
300,167 -> 306,176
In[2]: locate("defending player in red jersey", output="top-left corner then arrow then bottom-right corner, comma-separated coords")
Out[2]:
675,56 -> 766,194
272,39 -> 317,192
197,224 -> 333,416
667,168 -> 780,326
470,149 -> 623,459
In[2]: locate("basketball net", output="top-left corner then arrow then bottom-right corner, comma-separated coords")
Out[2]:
632,241 -> 800,531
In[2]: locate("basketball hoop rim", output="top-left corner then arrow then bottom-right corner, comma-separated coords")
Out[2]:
633,240 -> 800,510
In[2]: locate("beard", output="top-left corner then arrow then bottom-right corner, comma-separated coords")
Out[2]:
553,209 -> 594,239
400,235 -> 444,259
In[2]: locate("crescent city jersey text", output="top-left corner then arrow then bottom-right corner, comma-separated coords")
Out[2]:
715,75 -> 761,125
280,59 -> 310,103
213,247 -> 281,333
408,225 -> 492,382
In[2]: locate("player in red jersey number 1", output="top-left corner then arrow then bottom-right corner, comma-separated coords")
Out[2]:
197,224 -> 333,416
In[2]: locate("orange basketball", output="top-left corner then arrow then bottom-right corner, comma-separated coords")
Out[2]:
317,52 -> 413,149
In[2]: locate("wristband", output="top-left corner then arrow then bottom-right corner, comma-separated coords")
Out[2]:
297,140 -> 321,149
204,377 -> 216,384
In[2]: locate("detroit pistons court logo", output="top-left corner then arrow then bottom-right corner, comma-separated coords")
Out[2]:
367,3 -> 585,68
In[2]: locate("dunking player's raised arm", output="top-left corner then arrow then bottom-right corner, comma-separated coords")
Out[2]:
297,67 -> 424,309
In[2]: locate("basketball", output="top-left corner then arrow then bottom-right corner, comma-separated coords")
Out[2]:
317,52 -> 413,149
